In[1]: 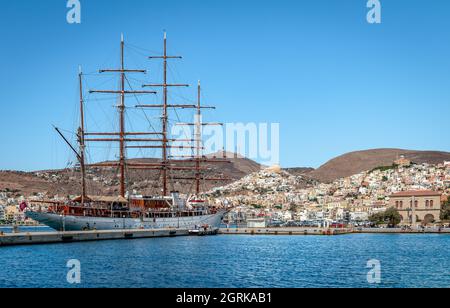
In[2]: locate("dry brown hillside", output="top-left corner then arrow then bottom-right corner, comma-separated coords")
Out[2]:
307,149 -> 450,183
2,148 -> 449,197
0,154 -> 262,197
284,167 -> 315,176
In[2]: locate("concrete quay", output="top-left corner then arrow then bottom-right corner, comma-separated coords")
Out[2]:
2,227 -> 449,247
219,227 -> 450,236
219,227 -> 353,236
0,228 -> 190,247
355,228 -> 450,234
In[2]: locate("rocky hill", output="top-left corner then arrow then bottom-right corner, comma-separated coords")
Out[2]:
284,167 -> 315,176
0,154 -> 262,198
306,149 -> 450,183
2,148 -> 449,198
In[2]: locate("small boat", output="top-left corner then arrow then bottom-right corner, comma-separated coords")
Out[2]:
189,225 -> 219,236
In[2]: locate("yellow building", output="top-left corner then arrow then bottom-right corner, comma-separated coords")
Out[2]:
4,206 -> 19,222
389,190 -> 442,225
394,155 -> 411,167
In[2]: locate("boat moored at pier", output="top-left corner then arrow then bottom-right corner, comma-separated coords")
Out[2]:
25,33 -> 231,231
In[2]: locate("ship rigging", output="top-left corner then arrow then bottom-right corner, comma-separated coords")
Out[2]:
25,33 -> 231,231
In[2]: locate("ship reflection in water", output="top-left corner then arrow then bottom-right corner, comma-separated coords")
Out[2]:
0,234 -> 449,288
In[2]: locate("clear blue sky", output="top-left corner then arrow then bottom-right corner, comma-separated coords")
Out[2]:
1,0 -> 450,171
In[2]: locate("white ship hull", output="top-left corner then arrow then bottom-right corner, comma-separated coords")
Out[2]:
25,210 -> 226,232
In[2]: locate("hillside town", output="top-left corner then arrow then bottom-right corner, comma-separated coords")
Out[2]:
1,157 -> 450,227
0,192 -> 28,225
208,157 -> 450,227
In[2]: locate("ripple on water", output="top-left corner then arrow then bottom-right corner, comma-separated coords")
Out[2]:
0,234 -> 449,288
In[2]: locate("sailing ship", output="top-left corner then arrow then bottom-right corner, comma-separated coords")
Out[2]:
25,33 -> 230,231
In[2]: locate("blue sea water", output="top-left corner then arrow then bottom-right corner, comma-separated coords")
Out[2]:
0,234 -> 449,288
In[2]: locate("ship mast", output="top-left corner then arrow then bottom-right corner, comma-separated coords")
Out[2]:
78,66 -> 87,205
193,81 -> 225,195
87,34 -> 157,198
132,33 -> 224,197
195,81 -> 202,195
141,32 -> 190,196
119,35 -> 126,198
171,81 -> 231,196
85,32 -> 231,198
161,32 -> 169,197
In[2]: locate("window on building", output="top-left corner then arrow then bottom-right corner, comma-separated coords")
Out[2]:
426,200 -> 429,208
430,200 -> 434,208
415,200 -> 419,208
400,201 -> 403,209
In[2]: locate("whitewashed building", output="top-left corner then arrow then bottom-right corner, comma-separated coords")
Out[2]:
0,205 -> 5,221
350,212 -> 369,222
247,218 -> 267,228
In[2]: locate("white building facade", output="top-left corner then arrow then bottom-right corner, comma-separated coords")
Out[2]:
0,205 -> 5,221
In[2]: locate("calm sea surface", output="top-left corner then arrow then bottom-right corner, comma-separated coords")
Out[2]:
0,231 -> 449,288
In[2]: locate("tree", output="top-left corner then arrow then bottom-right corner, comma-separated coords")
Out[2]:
369,212 -> 383,225
369,207 -> 402,227
289,204 -> 298,212
384,207 -> 402,227
441,197 -> 450,221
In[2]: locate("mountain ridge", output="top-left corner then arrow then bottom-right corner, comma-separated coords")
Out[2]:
306,148 -> 450,183
1,148 -> 450,197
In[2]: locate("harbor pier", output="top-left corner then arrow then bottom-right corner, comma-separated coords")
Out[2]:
2,227 -> 450,247
219,227 -> 353,236
355,227 -> 450,234
218,227 -> 450,236
0,228 -> 190,246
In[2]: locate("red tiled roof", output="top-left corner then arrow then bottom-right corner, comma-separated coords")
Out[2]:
390,190 -> 442,197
